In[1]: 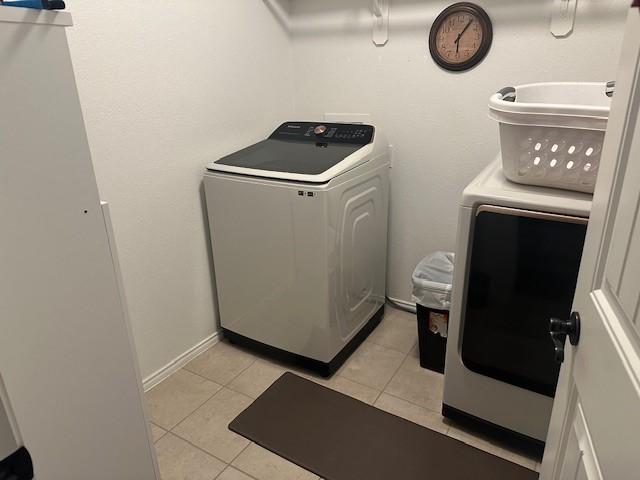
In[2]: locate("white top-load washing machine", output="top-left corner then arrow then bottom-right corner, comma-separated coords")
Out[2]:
204,122 -> 390,376
443,158 -> 591,455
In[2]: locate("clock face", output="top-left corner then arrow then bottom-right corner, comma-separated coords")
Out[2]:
429,3 -> 492,72
435,12 -> 483,64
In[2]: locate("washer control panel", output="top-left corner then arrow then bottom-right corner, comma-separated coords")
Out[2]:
270,121 -> 375,145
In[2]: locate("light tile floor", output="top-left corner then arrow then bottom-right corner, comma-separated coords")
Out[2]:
146,306 -> 541,480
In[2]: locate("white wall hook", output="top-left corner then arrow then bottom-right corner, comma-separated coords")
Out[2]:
372,0 -> 383,17
551,0 -> 577,38
372,0 -> 388,46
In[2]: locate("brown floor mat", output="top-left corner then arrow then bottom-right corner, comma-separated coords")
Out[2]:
229,372 -> 539,480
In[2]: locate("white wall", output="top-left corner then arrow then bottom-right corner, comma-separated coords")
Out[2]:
65,0 -> 294,378
62,0 -> 629,376
289,0 -> 628,303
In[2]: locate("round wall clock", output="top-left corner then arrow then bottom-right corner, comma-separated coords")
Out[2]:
429,2 -> 492,72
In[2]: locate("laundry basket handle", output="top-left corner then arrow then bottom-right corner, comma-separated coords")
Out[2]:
496,86 -> 516,102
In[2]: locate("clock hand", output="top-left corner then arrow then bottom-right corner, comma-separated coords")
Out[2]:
455,20 -> 472,54
455,18 -> 474,44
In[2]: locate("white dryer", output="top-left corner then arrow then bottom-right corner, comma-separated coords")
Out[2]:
443,158 -> 591,455
204,122 -> 390,376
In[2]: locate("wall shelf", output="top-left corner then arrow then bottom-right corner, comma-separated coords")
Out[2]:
0,4 -> 71,26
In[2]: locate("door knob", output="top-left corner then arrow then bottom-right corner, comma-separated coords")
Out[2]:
549,312 -> 581,364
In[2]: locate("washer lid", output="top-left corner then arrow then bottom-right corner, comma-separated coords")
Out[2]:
207,121 -> 376,182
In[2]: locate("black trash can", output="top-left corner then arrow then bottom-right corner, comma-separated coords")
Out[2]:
416,304 -> 449,373
411,252 -> 454,374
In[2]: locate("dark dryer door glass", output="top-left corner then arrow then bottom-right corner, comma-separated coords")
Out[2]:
461,206 -> 587,397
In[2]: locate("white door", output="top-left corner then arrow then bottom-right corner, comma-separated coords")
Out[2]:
0,10 -> 159,479
540,6 -> 640,480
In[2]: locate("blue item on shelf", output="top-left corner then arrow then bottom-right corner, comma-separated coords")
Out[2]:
1,0 -> 65,10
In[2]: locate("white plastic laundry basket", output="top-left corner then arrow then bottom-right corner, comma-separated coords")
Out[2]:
489,82 -> 612,193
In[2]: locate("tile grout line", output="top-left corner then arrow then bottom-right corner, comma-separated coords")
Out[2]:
221,383 -> 263,401
181,367 -> 218,385
371,348 -> 451,434
224,442 -> 259,479
229,442 -> 320,480
150,421 -> 168,444
365,338 -> 417,356
149,388 -> 222,436
153,368 -> 256,468
218,353 -> 257,387
366,311 -> 418,355
366,340 -> 450,417
371,346 -> 411,406
155,344 -> 259,434
158,379 -> 224,433
163,382 -> 255,466
167,427 -> 238,469
365,334 -> 454,432
183,366 -> 261,402
155,361 -> 259,472
214,464 -> 260,480
380,390 -> 446,417
185,355 -> 258,389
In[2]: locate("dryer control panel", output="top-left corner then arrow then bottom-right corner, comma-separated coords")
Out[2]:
269,122 -> 375,145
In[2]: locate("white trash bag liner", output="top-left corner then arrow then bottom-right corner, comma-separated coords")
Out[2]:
411,251 -> 454,310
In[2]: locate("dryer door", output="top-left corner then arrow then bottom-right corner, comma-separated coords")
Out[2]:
461,205 -> 587,397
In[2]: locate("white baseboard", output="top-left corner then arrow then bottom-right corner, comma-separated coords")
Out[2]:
143,332 -> 220,392
386,296 -> 417,313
